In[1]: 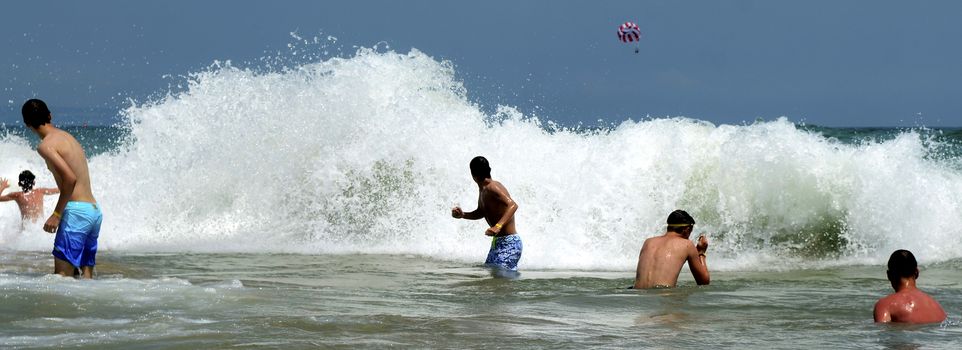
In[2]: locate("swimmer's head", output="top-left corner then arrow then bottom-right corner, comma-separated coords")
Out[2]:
886,249 -> 919,283
666,210 -> 695,234
22,99 -> 52,129
470,156 -> 491,181
18,170 -> 35,192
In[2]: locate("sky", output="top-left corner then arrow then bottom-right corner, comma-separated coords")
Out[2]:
1,1 -> 960,127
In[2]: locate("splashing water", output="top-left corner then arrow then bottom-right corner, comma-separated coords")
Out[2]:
2,48 -> 961,271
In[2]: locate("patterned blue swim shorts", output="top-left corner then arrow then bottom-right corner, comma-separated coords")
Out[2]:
485,234 -> 522,271
52,201 -> 103,268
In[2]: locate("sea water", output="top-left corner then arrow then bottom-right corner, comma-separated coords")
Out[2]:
1,49 -> 961,348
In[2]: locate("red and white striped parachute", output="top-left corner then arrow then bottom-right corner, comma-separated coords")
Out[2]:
617,22 -> 641,43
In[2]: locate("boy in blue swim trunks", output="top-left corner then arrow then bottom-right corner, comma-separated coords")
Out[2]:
22,99 -> 103,279
451,156 -> 522,271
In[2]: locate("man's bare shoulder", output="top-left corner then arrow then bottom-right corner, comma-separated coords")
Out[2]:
662,234 -> 694,246
485,180 -> 507,190
483,180 -> 512,196
44,129 -> 75,144
904,289 -> 945,309
643,235 -> 665,245
875,293 -> 898,309
875,291 -> 912,311
38,130 -> 83,156
37,131 -> 63,150
643,235 -> 688,249
874,294 -> 893,321
639,236 -> 657,248
6,191 -> 25,201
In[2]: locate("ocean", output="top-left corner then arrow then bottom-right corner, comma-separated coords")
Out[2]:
1,49 -> 961,348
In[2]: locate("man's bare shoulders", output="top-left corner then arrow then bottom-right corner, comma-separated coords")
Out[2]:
876,289 -> 947,323
481,180 -> 512,199
649,234 -> 694,247
38,129 -> 89,167
640,235 -> 695,260
483,180 -> 506,191
39,129 -> 78,149
875,293 -> 900,309
8,191 -> 25,203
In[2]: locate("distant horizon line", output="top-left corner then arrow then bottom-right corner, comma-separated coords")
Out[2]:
1,106 -> 959,129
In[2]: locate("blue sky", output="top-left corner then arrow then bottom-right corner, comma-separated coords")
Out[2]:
2,1 -> 960,127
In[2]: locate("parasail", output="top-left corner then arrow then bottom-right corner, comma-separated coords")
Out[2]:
617,22 -> 642,43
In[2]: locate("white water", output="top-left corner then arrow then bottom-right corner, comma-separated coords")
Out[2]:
2,49 -> 961,271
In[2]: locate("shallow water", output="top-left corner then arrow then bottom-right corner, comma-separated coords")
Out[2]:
1,251 -> 959,349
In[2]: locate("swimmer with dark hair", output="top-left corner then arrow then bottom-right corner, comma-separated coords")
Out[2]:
0,170 -> 60,223
633,210 -> 710,289
874,249 -> 947,324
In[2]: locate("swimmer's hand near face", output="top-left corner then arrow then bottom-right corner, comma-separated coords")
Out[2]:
696,235 -> 708,254
451,206 -> 464,219
0,178 -> 8,191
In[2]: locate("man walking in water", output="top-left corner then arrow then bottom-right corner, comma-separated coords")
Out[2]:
633,210 -> 710,289
0,170 -> 60,224
451,156 -> 522,271
874,249 -> 947,324
22,99 -> 103,279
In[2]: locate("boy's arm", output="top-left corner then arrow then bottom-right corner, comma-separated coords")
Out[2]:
38,144 -> 76,232
41,187 -> 60,195
457,198 -> 486,220
873,300 -> 892,322
687,236 -> 710,285
0,192 -> 19,202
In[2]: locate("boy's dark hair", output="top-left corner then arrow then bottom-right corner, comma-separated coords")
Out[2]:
18,170 -> 35,192
22,99 -> 52,129
887,249 -> 918,279
666,209 -> 695,232
470,156 -> 491,179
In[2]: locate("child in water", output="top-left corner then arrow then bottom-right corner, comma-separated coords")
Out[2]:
0,170 -> 60,224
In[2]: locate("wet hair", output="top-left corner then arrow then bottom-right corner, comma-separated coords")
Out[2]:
887,249 -> 918,279
22,99 -> 52,129
18,170 -> 35,192
666,209 -> 695,232
470,156 -> 491,179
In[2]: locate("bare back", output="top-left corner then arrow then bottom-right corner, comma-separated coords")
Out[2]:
634,233 -> 708,288
39,129 -> 96,203
874,288 -> 947,324
17,190 -> 51,221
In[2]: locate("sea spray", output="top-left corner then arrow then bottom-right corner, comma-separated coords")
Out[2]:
1,49 -> 961,271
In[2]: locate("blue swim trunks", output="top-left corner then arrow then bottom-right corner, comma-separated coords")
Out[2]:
485,234 -> 522,271
52,201 -> 103,268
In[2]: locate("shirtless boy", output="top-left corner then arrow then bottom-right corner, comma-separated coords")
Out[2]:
22,99 -> 103,279
451,156 -> 522,271
0,170 -> 60,224
633,210 -> 710,289
873,249 -> 947,324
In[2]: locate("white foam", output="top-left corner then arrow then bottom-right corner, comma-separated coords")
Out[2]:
2,48 -> 961,271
